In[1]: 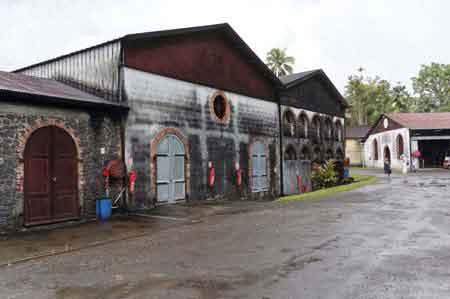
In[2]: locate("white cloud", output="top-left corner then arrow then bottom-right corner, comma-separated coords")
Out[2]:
1,0 -> 449,93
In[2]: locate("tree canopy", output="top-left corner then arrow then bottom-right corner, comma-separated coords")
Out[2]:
345,63 -> 449,126
412,63 -> 450,112
345,69 -> 413,126
266,48 -> 295,77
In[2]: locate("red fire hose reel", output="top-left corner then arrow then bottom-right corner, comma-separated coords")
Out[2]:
208,162 -> 215,187
235,162 -> 242,187
128,170 -> 137,193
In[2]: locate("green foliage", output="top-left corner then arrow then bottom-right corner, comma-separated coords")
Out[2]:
312,160 -> 338,189
266,48 -> 295,77
277,175 -> 377,203
346,63 -> 450,126
345,68 -> 414,126
412,63 -> 450,112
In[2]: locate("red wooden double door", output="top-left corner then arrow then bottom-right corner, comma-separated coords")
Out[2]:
24,126 -> 79,226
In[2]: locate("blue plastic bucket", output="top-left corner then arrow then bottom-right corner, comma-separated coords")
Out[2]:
96,198 -> 112,220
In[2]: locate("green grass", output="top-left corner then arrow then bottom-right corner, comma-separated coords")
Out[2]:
275,175 -> 378,203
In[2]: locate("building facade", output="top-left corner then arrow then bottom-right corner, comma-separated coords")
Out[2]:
15,24 -> 283,210
345,126 -> 370,166
363,113 -> 450,170
279,70 -> 347,194
1,23 -> 346,230
0,72 -> 126,230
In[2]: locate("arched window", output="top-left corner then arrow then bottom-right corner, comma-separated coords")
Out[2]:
310,115 -> 321,142
335,120 -> 343,142
297,113 -> 308,139
300,146 -> 311,160
396,135 -> 404,159
284,145 -> 297,160
324,118 -> 333,140
372,139 -> 379,160
252,142 -> 268,192
283,110 -> 296,137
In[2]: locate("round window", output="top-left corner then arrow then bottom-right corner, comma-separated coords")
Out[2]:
210,91 -> 230,123
213,95 -> 227,120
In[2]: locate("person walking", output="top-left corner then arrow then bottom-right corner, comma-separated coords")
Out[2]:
384,158 -> 392,177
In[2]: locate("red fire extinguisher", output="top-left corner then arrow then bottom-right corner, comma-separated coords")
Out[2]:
128,170 -> 137,193
297,175 -> 302,194
235,162 -> 242,187
208,162 -> 215,187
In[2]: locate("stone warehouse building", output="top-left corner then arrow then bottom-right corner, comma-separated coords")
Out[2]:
0,71 -> 126,229
279,70 -> 347,194
364,113 -> 450,170
14,24 -> 283,211
0,23 -> 346,230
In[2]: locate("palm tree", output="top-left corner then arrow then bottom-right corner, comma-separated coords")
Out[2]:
266,48 -> 295,77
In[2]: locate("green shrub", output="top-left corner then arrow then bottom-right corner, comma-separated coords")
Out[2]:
312,160 -> 338,189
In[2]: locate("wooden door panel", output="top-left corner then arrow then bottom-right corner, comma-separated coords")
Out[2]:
26,196 -> 52,223
25,127 -> 52,225
52,128 -> 78,220
24,126 -> 78,225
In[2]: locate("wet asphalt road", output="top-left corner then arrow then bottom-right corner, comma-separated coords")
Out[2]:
2,170 -> 450,298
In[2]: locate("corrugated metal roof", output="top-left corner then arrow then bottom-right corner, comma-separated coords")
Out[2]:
0,71 -> 127,109
14,23 -> 283,89
279,70 -> 319,85
387,112 -> 450,130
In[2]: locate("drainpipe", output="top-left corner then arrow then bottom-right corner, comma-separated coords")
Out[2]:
278,93 -> 284,196
117,42 -> 128,209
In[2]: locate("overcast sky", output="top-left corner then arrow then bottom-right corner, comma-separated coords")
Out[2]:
1,0 -> 449,93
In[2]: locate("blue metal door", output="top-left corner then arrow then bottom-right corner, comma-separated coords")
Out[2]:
252,142 -> 268,192
156,135 -> 185,203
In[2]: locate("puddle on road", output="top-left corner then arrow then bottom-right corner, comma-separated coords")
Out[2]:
55,252 -> 323,299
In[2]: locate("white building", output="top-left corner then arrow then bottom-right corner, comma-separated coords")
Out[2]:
363,113 -> 450,171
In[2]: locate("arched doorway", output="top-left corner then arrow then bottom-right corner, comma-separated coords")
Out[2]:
396,135 -> 404,159
24,126 -> 78,226
156,134 -> 186,203
325,149 -> 333,160
284,145 -> 297,160
384,146 -> 391,163
300,146 -> 311,160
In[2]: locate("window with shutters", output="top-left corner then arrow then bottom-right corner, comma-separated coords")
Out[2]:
251,142 -> 268,192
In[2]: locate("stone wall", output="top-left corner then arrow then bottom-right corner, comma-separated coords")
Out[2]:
0,101 -> 122,231
123,68 -> 280,207
280,105 -> 345,163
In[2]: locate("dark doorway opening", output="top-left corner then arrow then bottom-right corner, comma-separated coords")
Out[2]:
418,139 -> 450,168
384,146 -> 391,163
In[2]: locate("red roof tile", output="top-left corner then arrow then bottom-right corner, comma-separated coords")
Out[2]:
387,112 -> 450,130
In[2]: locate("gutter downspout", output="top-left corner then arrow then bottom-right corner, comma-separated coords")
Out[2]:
278,92 -> 284,196
118,41 -> 128,209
